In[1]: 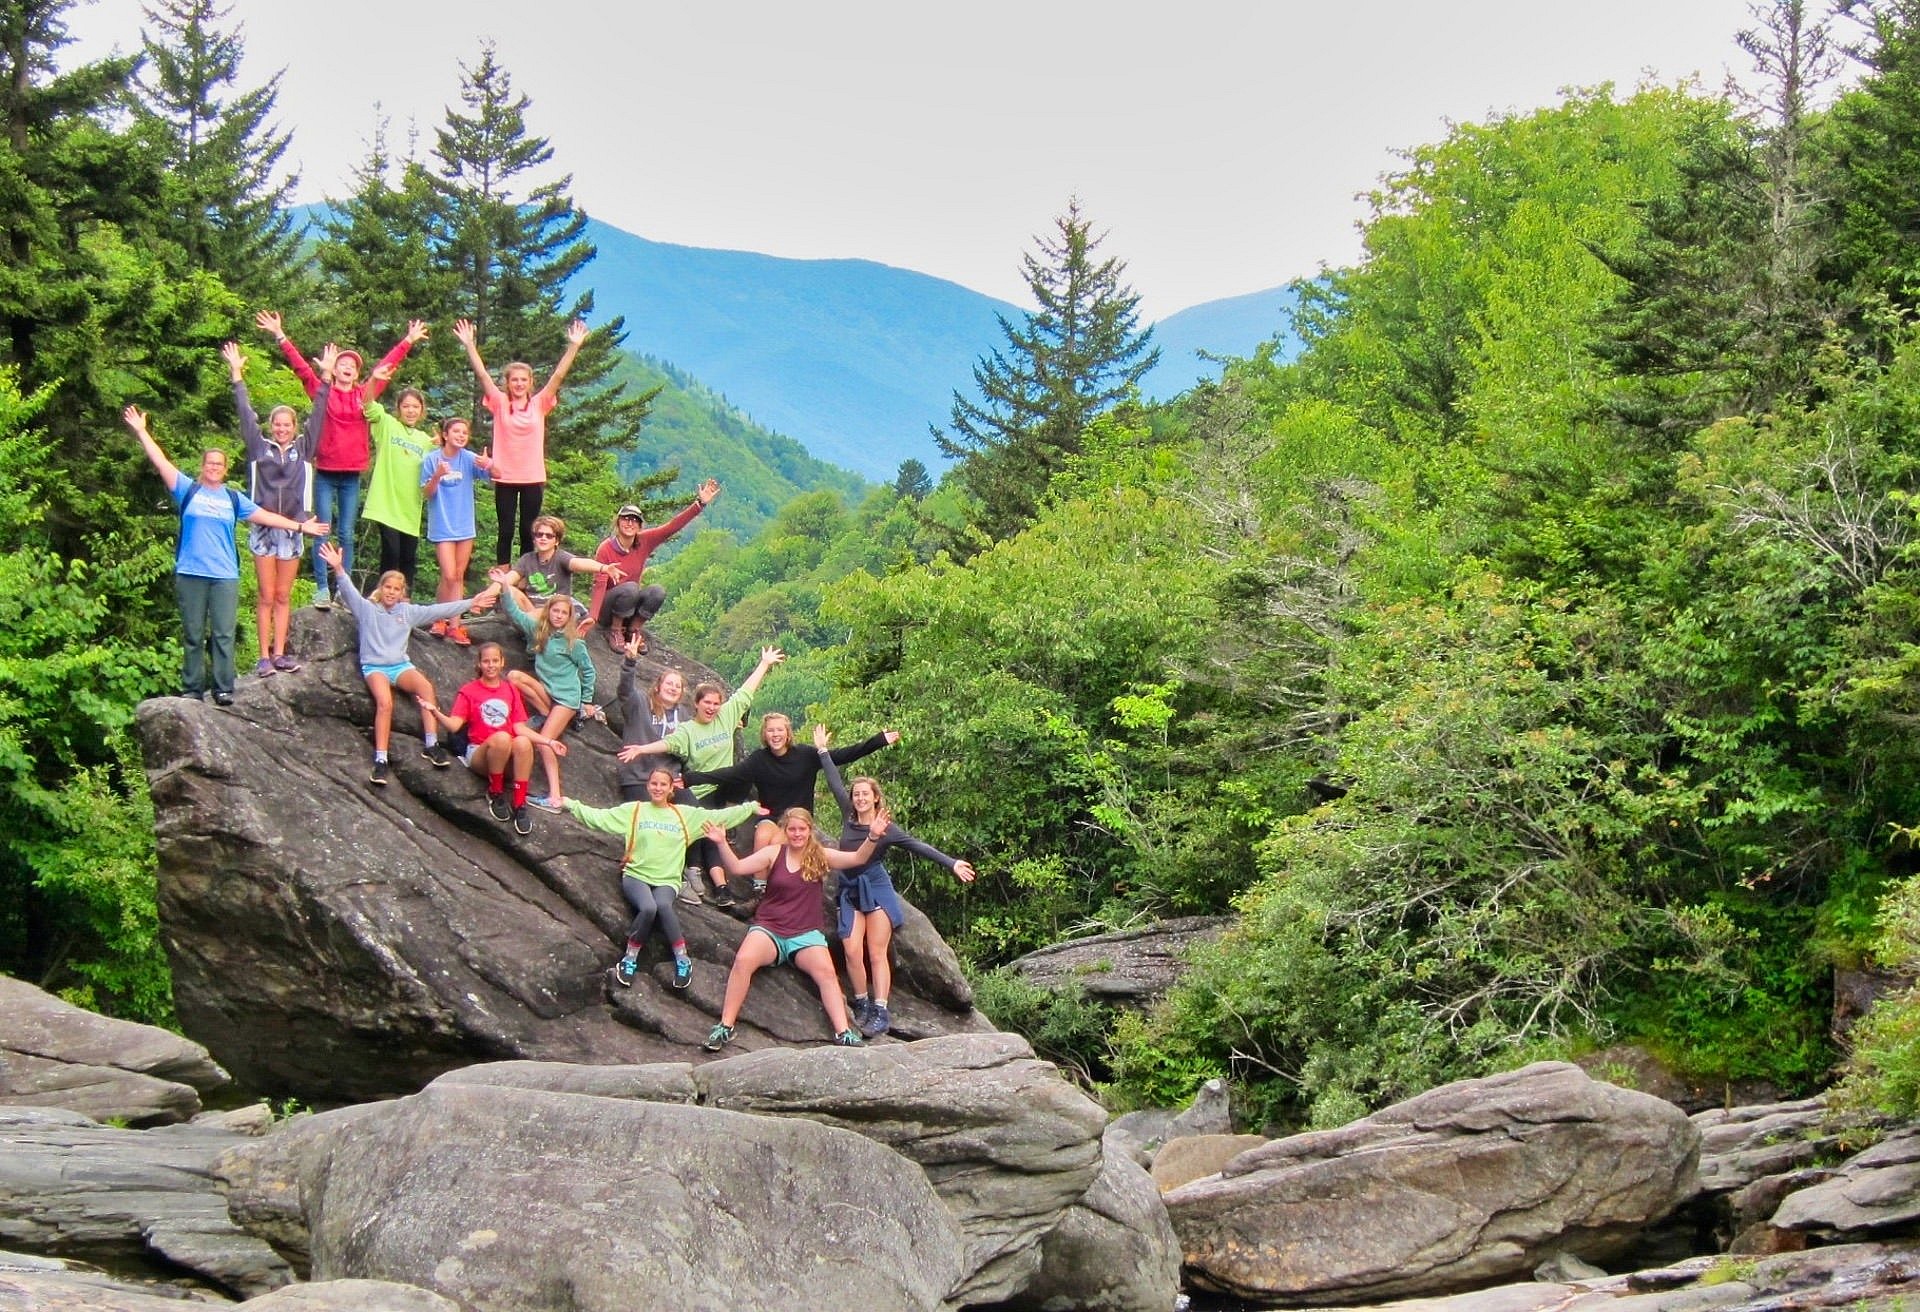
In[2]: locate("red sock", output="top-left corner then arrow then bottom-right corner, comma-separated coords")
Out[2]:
488,773 -> 505,794
512,778 -> 530,807
625,939 -> 643,956
672,939 -> 687,955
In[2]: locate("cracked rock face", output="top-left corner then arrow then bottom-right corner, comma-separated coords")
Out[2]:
1163,1061 -> 1701,1305
135,611 -> 987,1101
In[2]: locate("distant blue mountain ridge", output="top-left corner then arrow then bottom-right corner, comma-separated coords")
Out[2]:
576,218 -> 1301,479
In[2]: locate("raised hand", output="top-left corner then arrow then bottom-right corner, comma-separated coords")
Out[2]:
317,342 -> 340,377
254,309 -> 284,340
624,631 -> 644,661
220,341 -> 245,380
452,319 -> 476,345
122,405 -> 150,437
868,808 -> 892,836
702,821 -> 728,844
405,319 -> 430,344
566,319 -> 589,346
760,646 -> 786,668
317,540 -> 344,571
697,477 -> 720,505
812,723 -> 830,751
370,362 -> 395,384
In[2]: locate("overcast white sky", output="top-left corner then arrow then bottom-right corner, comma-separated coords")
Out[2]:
67,0 -> 1778,320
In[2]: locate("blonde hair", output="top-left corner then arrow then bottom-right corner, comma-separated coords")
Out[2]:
375,569 -> 408,597
759,712 -> 792,747
531,594 -> 581,654
777,807 -> 830,882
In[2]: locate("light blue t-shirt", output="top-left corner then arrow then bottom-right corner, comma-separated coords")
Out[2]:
171,476 -> 259,581
420,448 -> 491,543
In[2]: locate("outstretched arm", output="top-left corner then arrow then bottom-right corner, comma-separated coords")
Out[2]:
123,406 -> 183,489
829,729 -> 899,766
816,733 -> 856,822
700,823 -> 779,877
451,319 -> 502,399
536,319 -> 589,404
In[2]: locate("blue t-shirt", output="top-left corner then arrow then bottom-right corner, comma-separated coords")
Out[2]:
171,477 -> 259,581
420,448 -> 491,543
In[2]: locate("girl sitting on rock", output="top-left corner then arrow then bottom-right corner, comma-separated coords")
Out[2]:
421,642 -> 558,837
563,767 -> 763,991
698,806 -> 890,1052
317,539 -> 486,787
499,588 -> 597,812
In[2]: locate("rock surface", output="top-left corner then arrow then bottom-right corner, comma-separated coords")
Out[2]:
239,1277 -> 463,1310
135,612 -> 987,1101
1150,1133 -> 1269,1192
1163,1061 -> 1700,1305
1016,1137 -> 1183,1312
0,977 -> 229,1126
0,1106 -> 290,1297
1771,1126 -> 1920,1235
218,1080 -> 967,1311
1007,916 -> 1230,1001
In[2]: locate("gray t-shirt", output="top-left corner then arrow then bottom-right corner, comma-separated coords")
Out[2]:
512,547 -> 579,599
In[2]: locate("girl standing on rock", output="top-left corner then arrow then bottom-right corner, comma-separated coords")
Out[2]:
499,588 -> 597,811
419,416 -> 492,646
360,379 -> 436,596
564,767 -> 763,991
452,317 -> 588,564
698,806 -> 890,1052
318,540 -> 486,787
421,642 -> 554,837
125,405 -> 331,705
221,340 -> 323,678
817,734 -> 977,1039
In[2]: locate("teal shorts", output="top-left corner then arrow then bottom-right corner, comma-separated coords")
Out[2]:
747,925 -> 828,966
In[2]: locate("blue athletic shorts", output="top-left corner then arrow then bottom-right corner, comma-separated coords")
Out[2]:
361,661 -> 415,682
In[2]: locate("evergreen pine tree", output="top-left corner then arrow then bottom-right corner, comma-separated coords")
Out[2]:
133,0 -> 303,305
892,458 -> 933,501
934,199 -> 1157,540
1826,0 -> 1920,319
430,41 -> 651,464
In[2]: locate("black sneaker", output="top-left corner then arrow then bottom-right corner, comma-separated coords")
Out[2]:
212,691 -> 235,707
613,956 -> 638,988
512,804 -> 532,836
861,1002 -> 892,1038
487,791 -> 510,822
422,742 -> 453,768
709,884 -> 735,908
369,759 -> 389,786
672,955 -> 692,989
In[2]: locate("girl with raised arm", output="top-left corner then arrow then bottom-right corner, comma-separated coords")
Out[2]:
589,480 -> 718,652
255,311 -> 426,609
683,715 -> 895,855
317,539 -> 488,787
419,416 -> 492,646
222,341 -> 323,678
125,406 -> 330,705
698,806 -> 891,1052
619,646 -> 785,906
452,317 -> 588,564
499,589 -> 597,811
563,768 -> 762,991
360,375 -> 436,596
816,730 -> 977,1038
420,642 -> 555,837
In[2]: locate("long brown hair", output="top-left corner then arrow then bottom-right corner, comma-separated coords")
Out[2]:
777,807 -> 831,882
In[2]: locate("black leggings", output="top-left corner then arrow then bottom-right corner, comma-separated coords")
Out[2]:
494,482 -> 546,564
377,525 -> 418,592
622,877 -> 683,949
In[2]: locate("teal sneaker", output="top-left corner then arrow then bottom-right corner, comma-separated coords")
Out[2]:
834,1028 -> 865,1047
613,956 -> 637,988
701,1024 -> 735,1052
672,955 -> 692,989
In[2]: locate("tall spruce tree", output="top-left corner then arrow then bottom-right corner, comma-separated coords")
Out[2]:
1827,0 -> 1920,319
935,199 -> 1157,540
430,42 -> 650,463
133,0 -> 303,305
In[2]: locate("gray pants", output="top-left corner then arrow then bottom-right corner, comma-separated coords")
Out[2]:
622,877 -> 683,949
175,574 -> 239,696
604,582 -> 666,623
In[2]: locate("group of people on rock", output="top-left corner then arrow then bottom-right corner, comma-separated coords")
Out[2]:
131,314 -> 976,1050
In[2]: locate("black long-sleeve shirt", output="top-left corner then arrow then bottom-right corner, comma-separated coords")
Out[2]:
683,732 -> 889,817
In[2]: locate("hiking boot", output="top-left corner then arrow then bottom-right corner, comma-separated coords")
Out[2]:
612,955 -> 638,988
861,1002 -> 892,1038
487,791 -> 511,822
271,654 -> 302,673
423,743 -> 453,768
672,955 -> 692,989
430,619 -> 449,639
701,1024 -> 735,1052
446,621 -> 472,647
834,1028 -> 866,1047
607,617 -> 627,650
369,759 -> 389,786
512,805 -> 532,836
849,996 -> 873,1028
254,658 -> 275,679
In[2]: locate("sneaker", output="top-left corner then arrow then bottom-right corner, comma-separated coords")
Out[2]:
313,593 -> 332,611
849,996 -> 873,1028
701,1024 -> 735,1052
423,743 -> 453,768
678,870 -> 704,905
430,619 -> 449,639
487,791 -> 511,822
834,1028 -> 866,1047
446,622 -> 472,647
271,654 -> 302,673
672,955 -> 692,989
512,805 -> 532,836
212,691 -> 235,707
861,1002 -> 892,1038
751,879 -> 767,897
369,759 -> 389,786
612,955 -> 638,988
709,884 -> 735,909
530,794 -> 565,813
254,658 -> 275,679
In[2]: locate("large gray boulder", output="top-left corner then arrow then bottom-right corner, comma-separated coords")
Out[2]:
135,612 -> 986,1101
695,1032 -> 1107,1303
1013,1137 -> 1182,1312
217,1080 -> 967,1311
1771,1126 -> 1920,1235
0,1106 -> 290,1297
1164,1061 -> 1700,1305
1007,916 -> 1230,1002
0,976 -> 229,1126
